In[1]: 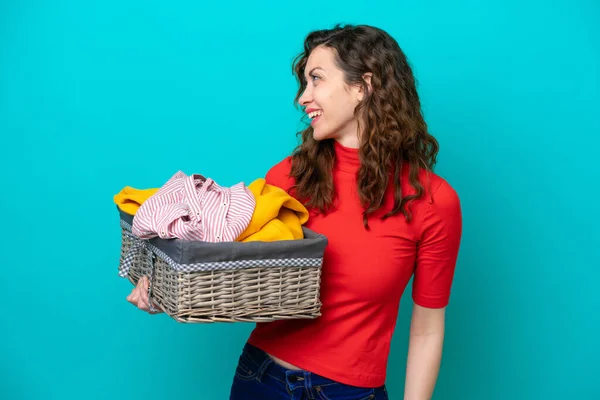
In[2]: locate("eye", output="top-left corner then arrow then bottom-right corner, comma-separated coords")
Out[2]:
310,74 -> 321,82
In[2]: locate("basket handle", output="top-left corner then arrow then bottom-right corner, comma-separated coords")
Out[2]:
120,231 -> 161,313
119,231 -> 142,278
146,250 -> 159,313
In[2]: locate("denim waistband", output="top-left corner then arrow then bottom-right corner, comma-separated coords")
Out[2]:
241,342 -> 378,390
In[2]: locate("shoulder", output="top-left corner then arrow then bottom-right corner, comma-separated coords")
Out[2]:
402,167 -> 461,226
404,166 -> 460,209
426,172 -> 460,210
416,170 -> 462,234
265,156 -> 294,191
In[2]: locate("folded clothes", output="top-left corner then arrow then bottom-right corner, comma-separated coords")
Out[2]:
113,174 -> 309,243
131,171 -> 255,242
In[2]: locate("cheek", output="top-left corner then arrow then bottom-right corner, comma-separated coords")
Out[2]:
313,84 -> 337,106
313,86 -> 355,127
327,88 -> 355,115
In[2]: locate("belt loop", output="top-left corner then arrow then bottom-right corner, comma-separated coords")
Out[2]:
255,355 -> 273,383
305,371 -> 315,400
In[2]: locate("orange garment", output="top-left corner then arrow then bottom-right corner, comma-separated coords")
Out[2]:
236,178 -> 309,242
114,186 -> 158,215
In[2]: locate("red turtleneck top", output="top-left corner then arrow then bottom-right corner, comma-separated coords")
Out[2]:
247,140 -> 462,388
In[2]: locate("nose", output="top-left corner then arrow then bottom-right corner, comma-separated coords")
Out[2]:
299,85 -> 312,107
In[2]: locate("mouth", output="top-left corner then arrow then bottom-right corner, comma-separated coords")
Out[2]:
307,110 -> 322,125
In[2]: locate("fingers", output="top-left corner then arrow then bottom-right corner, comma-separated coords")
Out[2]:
136,275 -> 147,290
138,277 -> 150,308
126,276 -> 156,313
127,287 -> 140,305
137,297 -> 150,311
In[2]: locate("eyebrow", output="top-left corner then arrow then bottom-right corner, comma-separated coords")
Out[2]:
305,67 -> 324,80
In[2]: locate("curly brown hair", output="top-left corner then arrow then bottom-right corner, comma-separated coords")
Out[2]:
289,24 -> 440,229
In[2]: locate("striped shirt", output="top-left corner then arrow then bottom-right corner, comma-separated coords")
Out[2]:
132,171 -> 255,242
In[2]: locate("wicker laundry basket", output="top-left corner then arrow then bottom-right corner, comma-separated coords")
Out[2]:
117,208 -> 327,323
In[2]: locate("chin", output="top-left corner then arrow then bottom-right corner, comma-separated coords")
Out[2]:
312,129 -> 332,142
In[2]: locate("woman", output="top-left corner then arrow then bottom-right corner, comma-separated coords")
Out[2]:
128,24 -> 462,399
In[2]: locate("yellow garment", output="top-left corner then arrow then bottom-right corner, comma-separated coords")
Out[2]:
237,178 -> 309,242
114,186 -> 158,215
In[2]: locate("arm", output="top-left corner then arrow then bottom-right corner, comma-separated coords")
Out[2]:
407,179 -> 462,399
404,304 -> 446,400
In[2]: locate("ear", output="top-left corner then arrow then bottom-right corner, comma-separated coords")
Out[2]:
357,72 -> 373,101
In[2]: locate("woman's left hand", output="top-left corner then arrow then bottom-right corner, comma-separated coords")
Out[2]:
126,275 -> 162,314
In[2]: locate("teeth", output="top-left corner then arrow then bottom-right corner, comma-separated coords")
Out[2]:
308,110 -> 323,119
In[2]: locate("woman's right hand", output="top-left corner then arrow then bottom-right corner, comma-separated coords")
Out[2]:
126,275 -> 163,314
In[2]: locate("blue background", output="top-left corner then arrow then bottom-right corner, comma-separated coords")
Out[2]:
1,1 -> 598,399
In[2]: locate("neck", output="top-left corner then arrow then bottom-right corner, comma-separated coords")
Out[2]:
335,136 -> 360,149
332,139 -> 360,173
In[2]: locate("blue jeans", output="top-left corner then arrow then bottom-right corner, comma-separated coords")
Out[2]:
229,343 -> 389,400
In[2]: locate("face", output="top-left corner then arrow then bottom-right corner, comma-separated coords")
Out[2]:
298,46 -> 366,148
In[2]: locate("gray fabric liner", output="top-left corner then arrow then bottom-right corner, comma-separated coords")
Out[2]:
118,207 -> 327,264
